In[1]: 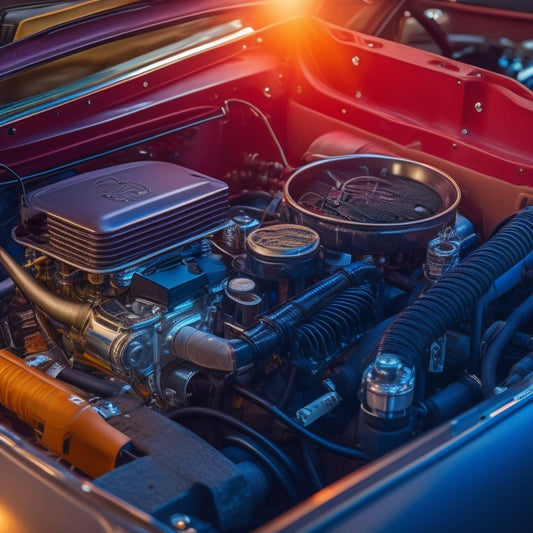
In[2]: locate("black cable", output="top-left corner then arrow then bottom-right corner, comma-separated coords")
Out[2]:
278,366 -> 297,408
0,163 -> 28,206
223,434 -> 302,504
164,406 -> 306,489
300,439 -> 324,492
231,384 -> 369,462
224,99 -> 289,168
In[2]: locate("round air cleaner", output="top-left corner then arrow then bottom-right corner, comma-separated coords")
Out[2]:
284,155 -> 460,255
246,224 -> 320,281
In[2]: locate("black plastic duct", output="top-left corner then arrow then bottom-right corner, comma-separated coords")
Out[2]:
376,207 -> 533,377
172,261 -> 381,371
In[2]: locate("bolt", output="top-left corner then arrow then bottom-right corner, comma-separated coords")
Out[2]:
171,514 -> 193,531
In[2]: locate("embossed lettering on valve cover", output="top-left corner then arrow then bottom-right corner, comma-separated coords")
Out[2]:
95,177 -> 151,202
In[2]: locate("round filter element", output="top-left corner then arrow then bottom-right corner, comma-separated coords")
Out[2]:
285,155 -> 460,255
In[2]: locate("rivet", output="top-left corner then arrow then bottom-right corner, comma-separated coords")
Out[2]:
474,102 -> 483,113
352,56 -> 360,66
355,91 -> 362,99
7,127 -> 16,136
263,86 -> 272,98
142,81 -> 148,88
461,128 -> 468,135
341,108 -> 347,114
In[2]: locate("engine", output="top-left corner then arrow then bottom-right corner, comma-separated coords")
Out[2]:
7,160 -> 231,402
2,147 -> 533,531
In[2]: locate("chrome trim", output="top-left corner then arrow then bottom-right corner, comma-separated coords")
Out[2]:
0,21 -> 254,126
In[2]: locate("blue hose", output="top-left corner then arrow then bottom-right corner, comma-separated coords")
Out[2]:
470,248 -> 533,373
481,291 -> 533,397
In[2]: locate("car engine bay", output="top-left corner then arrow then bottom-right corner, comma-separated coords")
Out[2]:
0,6 -> 533,532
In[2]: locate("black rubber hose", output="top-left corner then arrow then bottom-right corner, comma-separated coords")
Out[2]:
233,261 -> 381,365
481,291 -> 533,397
377,208 -> 533,372
57,367 -> 128,398
223,434 -> 303,504
331,316 -> 396,409
293,283 -> 377,372
164,406 -> 305,490
231,383 -> 369,462
172,261 -> 381,370
421,374 -> 482,427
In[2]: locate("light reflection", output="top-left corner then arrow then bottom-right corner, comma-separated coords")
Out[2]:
309,484 -> 337,504
0,504 -> 29,533
271,0 -> 307,17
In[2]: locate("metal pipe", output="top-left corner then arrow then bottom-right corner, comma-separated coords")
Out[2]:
0,247 -> 91,331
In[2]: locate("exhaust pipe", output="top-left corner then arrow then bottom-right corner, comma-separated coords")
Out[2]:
0,247 -> 91,331
0,247 -> 156,381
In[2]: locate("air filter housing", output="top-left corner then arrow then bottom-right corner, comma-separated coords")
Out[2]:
16,161 -> 229,273
284,155 -> 460,255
